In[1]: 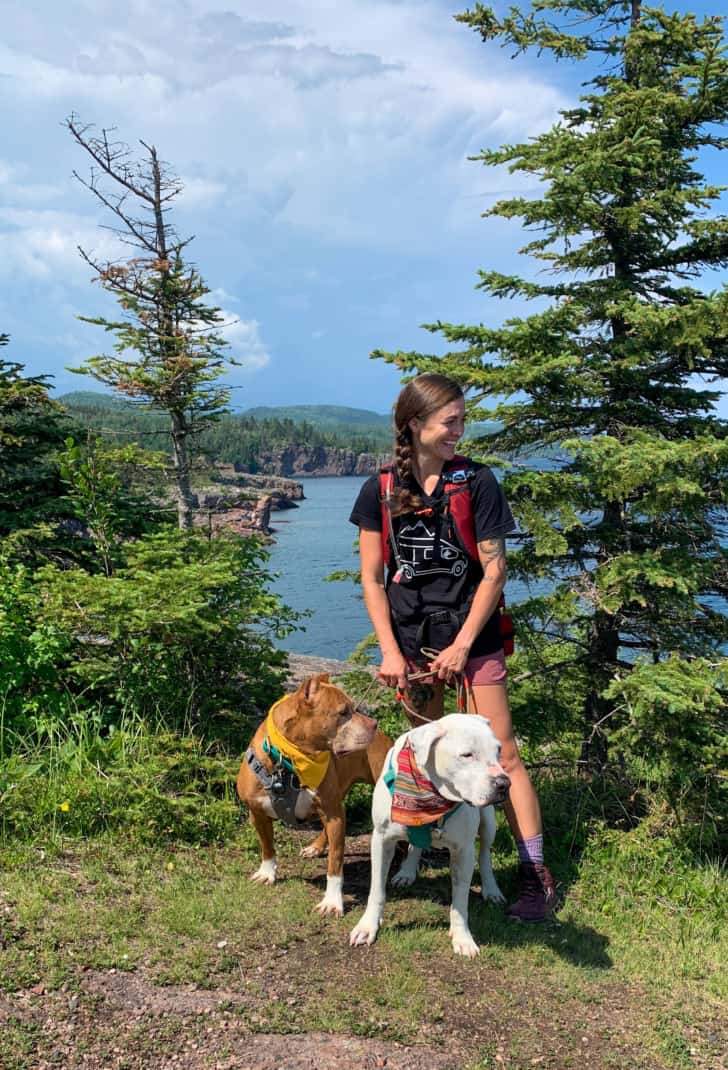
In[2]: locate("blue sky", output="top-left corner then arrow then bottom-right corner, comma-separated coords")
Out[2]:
1,0 -> 726,414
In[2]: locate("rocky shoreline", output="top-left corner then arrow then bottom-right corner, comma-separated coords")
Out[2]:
283,652 -> 376,687
191,450 -> 385,537
191,469 -> 304,537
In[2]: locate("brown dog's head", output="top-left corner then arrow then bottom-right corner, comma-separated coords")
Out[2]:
280,674 -> 377,756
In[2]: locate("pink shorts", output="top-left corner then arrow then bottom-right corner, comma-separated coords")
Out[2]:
406,649 -> 507,687
464,649 -> 507,686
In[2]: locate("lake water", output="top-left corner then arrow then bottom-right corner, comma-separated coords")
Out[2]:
266,477 -> 371,660
266,476 -> 532,661
267,476 -> 727,661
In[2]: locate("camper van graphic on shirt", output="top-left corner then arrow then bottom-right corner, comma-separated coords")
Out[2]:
394,519 -> 468,581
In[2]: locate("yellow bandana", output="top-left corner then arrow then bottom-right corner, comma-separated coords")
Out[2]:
264,698 -> 331,790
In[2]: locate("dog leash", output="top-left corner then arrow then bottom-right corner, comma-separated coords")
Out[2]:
348,647 -> 470,724
395,646 -> 470,723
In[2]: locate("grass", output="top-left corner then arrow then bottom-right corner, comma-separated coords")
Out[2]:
0,703 -> 726,1068
1,815 -> 726,1070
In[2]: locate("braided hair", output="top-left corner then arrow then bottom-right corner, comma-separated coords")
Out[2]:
389,373 -> 464,516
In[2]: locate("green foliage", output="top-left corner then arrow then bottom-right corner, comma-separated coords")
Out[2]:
0,339 -> 71,549
2,319 -> 298,849
58,434 -> 169,573
32,530 -> 295,730
0,712 -> 241,846
67,117 -> 238,529
607,656 -> 727,840
0,559 -> 72,739
72,254 -> 232,425
373,0 -> 728,837
243,403 -> 390,427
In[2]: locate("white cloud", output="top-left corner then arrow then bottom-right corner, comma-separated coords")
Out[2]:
222,315 -> 271,372
1,1 -> 566,248
1,1 -> 577,408
0,207 -> 123,280
177,176 -> 227,209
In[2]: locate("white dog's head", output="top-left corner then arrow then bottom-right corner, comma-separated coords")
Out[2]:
407,713 -> 510,808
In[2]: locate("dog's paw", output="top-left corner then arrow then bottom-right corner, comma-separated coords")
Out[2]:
450,929 -> 480,958
250,860 -> 277,885
300,841 -> 327,859
481,880 -> 506,904
350,917 -> 379,947
390,862 -> 418,888
314,897 -> 344,917
314,875 -> 344,917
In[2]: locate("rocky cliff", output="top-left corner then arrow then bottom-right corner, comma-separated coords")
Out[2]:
187,445 -> 388,537
236,446 -> 385,478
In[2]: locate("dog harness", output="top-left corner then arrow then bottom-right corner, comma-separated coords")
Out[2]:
383,741 -> 462,849
379,457 -> 515,656
245,747 -> 303,826
244,697 -> 331,826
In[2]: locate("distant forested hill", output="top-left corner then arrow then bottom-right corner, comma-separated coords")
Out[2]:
58,394 -> 502,475
243,405 -> 390,428
58,393 -> 391,467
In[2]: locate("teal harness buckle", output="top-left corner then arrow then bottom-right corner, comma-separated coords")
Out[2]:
262,737 -> 295,773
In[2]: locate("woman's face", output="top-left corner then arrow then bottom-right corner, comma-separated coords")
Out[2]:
409,397 -> 466,464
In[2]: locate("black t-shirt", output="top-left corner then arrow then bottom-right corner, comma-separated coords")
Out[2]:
349,461 -> 515,660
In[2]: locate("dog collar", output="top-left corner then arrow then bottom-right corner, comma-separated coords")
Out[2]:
264,699 -> 331,790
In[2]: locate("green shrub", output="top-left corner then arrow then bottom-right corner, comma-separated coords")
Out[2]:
14,529 -> 297,735
0,560 -> 73,739
1,715 -> 242,846
607,656 -> 727,850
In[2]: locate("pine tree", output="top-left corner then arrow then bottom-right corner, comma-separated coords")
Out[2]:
374,1 -> 728,820
67,117 -> 235,530
0,335 -> 70,544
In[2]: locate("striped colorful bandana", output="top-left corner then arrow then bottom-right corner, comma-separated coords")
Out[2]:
391,741 -> 459,827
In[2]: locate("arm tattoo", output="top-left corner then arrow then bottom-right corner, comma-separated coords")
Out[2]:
478,537 -> 506,566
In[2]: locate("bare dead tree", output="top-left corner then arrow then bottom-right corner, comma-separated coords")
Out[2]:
67,115 -> 236,530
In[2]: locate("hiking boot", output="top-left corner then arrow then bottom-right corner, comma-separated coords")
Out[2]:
506,862 -> 559,922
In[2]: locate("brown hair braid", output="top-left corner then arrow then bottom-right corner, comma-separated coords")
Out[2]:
388,373 -> 464,515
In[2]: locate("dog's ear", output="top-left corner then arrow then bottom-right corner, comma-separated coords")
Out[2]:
408,720 -> 447,770
300,674 -> 330,703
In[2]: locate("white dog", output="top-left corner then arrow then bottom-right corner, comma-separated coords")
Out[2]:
350,713 -> 510,958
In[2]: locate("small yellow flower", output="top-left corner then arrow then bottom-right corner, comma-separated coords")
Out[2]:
59,801 -> 70,812
166,862 -> 175,872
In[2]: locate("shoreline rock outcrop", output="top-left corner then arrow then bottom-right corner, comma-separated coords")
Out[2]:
191,469 -> 304,537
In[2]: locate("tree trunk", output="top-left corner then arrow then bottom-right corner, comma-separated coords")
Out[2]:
170,410 -> 194,530
580,496 -> 622,773
581,609 -> 619,773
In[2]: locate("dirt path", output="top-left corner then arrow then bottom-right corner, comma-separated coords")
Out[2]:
0,960 -> 654,1070
1,974 -> 462,1070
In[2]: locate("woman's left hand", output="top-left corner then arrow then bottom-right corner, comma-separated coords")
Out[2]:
427,641 -> 471,681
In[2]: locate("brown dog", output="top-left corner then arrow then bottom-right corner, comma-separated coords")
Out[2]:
237,674 -> 392,916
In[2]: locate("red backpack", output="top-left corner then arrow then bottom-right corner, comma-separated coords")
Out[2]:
379,457 -> 515,656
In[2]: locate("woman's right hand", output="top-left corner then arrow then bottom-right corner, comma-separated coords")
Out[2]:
377,649 -> 409,693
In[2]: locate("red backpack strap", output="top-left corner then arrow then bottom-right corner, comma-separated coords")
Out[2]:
498,592 -> 515,656
379,467 -> 394,567
442,456 -> 478,561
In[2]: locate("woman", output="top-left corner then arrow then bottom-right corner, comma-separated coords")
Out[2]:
349,373 -> 556,921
